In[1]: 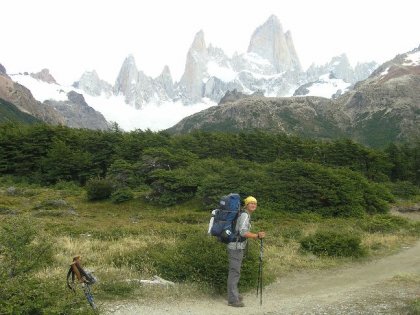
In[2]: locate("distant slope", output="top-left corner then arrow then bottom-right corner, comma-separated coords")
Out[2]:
339,47 -> 420,147
0,98 -> 42,124
167,46 -> 420,147
0,74 -> 65,125
166,96 -> 350,140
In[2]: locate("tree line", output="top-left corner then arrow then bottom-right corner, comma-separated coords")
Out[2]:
0,123 -> 418,215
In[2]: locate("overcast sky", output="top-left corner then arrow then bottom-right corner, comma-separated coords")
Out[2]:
2,0 -> 419,86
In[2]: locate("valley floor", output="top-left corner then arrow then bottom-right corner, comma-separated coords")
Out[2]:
104,236 -> 420,315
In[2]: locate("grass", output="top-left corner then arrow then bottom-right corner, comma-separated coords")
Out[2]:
0,178 -> 419,313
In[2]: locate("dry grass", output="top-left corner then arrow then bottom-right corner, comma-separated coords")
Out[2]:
362,233 -> 418,255
1,182 -> 419,304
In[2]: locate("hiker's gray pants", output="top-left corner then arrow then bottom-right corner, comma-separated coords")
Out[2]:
227,248 -> 244,304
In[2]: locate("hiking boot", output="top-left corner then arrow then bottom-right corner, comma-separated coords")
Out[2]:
228,301 -> 245,307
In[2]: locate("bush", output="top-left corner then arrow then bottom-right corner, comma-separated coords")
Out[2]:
258,161 -> 392,217
300,230 -> 365,257
407,298 -> 420,315
85,177 -> 114,201
0,275 -> 90,314
360,214 -> 409,233
111,188 -> 134,204
151,234 -> 261,293
0,215 -> 53,278
111,234 -> 264,294
147,169 -> 198,206
107,159 -> 144,189
386,181 -> 420,199
0,216 -> 84,314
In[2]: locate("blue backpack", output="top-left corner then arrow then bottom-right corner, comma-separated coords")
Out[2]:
209,193 -> 242,243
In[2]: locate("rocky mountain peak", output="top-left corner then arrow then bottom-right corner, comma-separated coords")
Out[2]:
30,68 -> 57,84
159,65 -> 172,78
67,90 -> 86,105
284,31 -> 302,71
266,14 -> 282,29
305,53 -> 375,84
73,70 -> 112,97
247,15 -> 301,73
178,30 -> 209,103
190,30 -> 207,53
0,63 -> 6,76
43,90 -> 109,130
114,54 -> 139,100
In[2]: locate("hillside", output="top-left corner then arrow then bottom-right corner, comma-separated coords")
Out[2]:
0,98 -> 41,124
167,96 -> 349,140
167,47 -> 420,147
339,48 -> 420,147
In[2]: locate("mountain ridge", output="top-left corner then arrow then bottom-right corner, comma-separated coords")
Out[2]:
167,46 -> 420,147
75,15 -> 377,108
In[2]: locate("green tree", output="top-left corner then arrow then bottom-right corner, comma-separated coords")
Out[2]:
40,139 -> 96,184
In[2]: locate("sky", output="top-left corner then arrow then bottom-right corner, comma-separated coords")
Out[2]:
2,0 -> 419,86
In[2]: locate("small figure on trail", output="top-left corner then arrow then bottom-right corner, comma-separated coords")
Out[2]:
227,196 -> 265,307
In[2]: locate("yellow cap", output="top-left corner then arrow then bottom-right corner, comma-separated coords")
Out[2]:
244,196 -> 257,206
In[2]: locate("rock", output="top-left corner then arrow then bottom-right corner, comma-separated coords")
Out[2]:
127,275 -> 176,287
44,91 -> 110,130
30,68 -> 58,84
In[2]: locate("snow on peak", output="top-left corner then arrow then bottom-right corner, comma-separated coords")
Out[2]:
243,52 -> 272,66
206,61 -> 237,82
305,74 -> 351,98
403,51 -> 420,66
11,74 -> 68,102
10,74 -> 214,131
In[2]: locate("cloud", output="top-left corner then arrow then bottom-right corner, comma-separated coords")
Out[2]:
84,95 -> 215,131
11,74 -> 215,131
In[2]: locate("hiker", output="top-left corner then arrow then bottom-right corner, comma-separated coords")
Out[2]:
227,196 -> 265,307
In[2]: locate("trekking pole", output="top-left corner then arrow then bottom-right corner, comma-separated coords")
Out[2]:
256,238 -> 264,305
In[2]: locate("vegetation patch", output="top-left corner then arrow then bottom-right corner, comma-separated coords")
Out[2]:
300,229 -> 366,257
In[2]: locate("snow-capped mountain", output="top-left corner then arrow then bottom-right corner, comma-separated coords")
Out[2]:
82,15 -> 375,110
306,54 -> 378,84
8,72 -> 215,131
5,72 -> 109,130
293,73 -> 351,99
1,15 -> 379,131
168,46 -> 420,147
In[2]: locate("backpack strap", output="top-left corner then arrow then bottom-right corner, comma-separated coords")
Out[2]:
233,210 -> 247,243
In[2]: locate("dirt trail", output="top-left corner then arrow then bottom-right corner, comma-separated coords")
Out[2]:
105,240 -> 420,315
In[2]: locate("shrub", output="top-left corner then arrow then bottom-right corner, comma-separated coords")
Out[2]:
0,216 -> 82,314
300,230 -> 365,257
0,215 -> 53,278
85,177 -> 114,201
112,234 -> 264,294
147,169 -> 198,206
111,188 -> 134,203
107,159 -> 144,189
0,275 -> 90,314
407,298 -> 420,315
260,161 -> 390,217
360,214 -> 409,233
151,234 -> 261,293
386,181 -> 420,199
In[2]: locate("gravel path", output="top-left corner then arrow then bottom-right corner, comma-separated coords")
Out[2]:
105,240 -> 420,315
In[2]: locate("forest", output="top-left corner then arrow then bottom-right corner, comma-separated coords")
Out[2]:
1,123 -> 418,217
